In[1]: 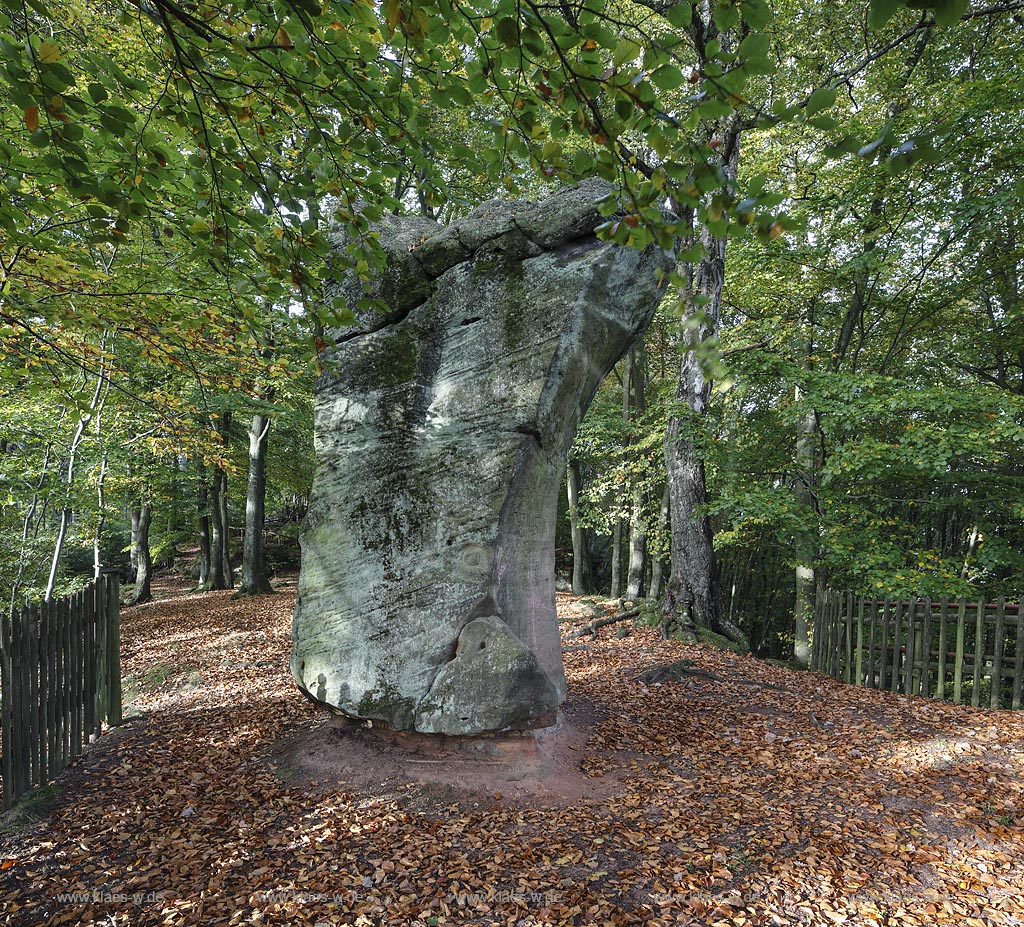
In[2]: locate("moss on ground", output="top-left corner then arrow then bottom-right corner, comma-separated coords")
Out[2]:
0,784 -> 62,836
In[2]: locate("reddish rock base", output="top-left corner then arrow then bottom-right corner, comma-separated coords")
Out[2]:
274,697 -> 621,807
327,711 -> 559,761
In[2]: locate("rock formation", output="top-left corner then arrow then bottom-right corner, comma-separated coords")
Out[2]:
291,178 -> 672,735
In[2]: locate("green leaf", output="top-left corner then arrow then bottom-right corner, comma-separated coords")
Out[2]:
739,0 -> 772,29
382,0 -> 401,38
614,38 -> 643,67
868,0 -> 900,28
677,241 -> 703,263
40,61 -> 74,90
99,113 -> 130,136
57,122 -> 84,141
38,40 -> 60,63
738,33 -> 770,61
495,17 -> 518,47
806,87 -> 837,116
743,57 -> 776,76
713,1 -> 740,30
808,114 -> 838,130
933,0 -> 969,26
521,27 -> 546,56
697,96 -> 733,118
104,105 -> 136,125
651,65 -> 686,91
823,135 -> 865,157
541,139 -> 562,161
664,3 -> 692,28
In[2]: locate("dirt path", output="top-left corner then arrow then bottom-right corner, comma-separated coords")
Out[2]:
2,575 -> 1023,926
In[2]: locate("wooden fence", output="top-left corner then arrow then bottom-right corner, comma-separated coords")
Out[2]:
812,589 -> 1024,709
0,569 -> 122,809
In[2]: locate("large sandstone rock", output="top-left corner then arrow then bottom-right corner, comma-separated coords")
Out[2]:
291,179 -> 671,735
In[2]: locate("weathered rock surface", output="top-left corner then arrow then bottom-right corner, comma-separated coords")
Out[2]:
291,178 -> 672,735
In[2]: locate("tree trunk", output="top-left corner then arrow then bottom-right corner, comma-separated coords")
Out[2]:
10,438 -> 55,613
219,468 -> 233,588
793,384 -> 819,667
647,484 -> 670,602
237,410 -> 274,596
129,507 -> 141,582
663,114 -> 747,648
962,524 -> 980,579
625,346 -> 648,599
197,478 -> 211,589
610,519 -> 623,598
566,459 -> 594,594
203,469 -> 229,591
202,408 -> 233,591
664,315 -> 747,646
130,503 -> 153,605
93,452 -> 108,580
625,496 -> 647,600
664,403 -> 727,632
609,351 -> 634,599
44,347 -> 107,602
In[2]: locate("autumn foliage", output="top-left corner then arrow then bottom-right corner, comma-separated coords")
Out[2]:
1,577 -> 1023,926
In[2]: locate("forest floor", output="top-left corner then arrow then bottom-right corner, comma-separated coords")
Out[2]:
2,574 -> 1024,926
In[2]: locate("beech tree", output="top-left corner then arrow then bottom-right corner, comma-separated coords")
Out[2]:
4,0 -> 1021,657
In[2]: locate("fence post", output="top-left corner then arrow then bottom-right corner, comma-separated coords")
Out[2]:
919,598 -> 931,698
811,590 -> 819,667
844,592 -> 854,684
828,592 -> 839,678
972,597 -> 985,708
9,605 -> 21,806
865,599 -> 876,688
992,597 -> 1006,710
879,599 -> 891,690
903,598 -> 912,694
84,581 -> 96,740
837,592 -> 845,682
891,598 -> 903,693
825,590 -> 832,674
830,593 -> 838,679
31,604 -> 46,788
15,604 -> 28,801
46,598 -> 57,779
810,590 -> 821,672
1013,603 -> 1024,711
903,600 -> 916,696
936,598 -> 948,700
1,608 -> 13,810
909,600 -> 922,696
834,593 -> 843,680
60,596 -> 70,769
69,593 -> 81,759
101,569 -> 123,727
854,596 -> 864,687
13,605 -> 25,801
810,589 -> 1024,712
818,589 -> 828,673
953,600 -> 967,704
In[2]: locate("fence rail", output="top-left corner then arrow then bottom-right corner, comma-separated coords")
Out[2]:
0,569 -> 122,809
812,589 -> 1024,709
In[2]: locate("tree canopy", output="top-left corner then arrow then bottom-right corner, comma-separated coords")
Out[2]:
2,0 -> 1023,657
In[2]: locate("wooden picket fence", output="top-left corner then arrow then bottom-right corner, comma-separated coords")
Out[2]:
0,569 -> 122,809
812,589 -> 1024,709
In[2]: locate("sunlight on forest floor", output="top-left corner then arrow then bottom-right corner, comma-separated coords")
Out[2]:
1,573 -> 1023,926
